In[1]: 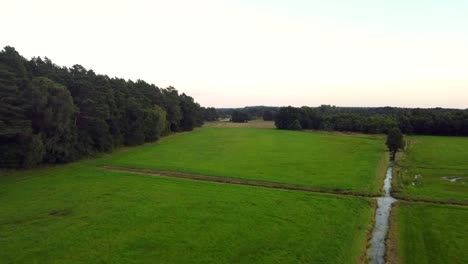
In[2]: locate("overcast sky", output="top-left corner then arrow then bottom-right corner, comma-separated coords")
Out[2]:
2,0 -> 467,108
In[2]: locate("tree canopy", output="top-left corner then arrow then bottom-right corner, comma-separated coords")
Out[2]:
217,106 -> 278,120
262,110 -> 276,121
231,110 -> 250,123
386,127 -> 405,160
274,105 -> 468,136
0,46 -> 205,168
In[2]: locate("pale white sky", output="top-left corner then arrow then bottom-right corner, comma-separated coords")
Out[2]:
1,0 -> 467,108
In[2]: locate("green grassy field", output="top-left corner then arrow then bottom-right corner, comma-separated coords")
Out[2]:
3,127 -> 466,264
394,136 -> 468,203
392,202 -> 468,264
0,164 -> 373,263
98,128 -> 388,195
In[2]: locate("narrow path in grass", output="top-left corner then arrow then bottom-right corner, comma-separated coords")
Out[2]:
391,195 -> 468,206
101,166 -> 468,206
100,166 -> 376,198
395,163 -> 468,171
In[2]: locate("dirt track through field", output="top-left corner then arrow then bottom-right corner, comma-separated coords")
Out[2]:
100,166 -> 375,198
395,163 -> 468,171
100,166 -> 468,206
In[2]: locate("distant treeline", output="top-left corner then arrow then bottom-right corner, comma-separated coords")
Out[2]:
0,46 -> 208,168
275,105 -> 468,135
217,106 -> 279,122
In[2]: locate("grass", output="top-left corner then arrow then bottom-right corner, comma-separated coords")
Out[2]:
394,136 -> 468,203
98,127 -> 388,195
2,127 -> 466,264
392,202 -> 468,264
0,163 -> 374,263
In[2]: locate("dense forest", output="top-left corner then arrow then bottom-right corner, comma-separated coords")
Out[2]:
217,106 -> 279,122
274,105 -> 468,136
0,46 -> 207,168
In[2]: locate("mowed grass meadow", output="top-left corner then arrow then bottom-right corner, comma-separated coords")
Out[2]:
394,136 -> 468,203
390,135 -> 468,264
0,163 -> 373,263
2,125 -> 467,263
99,127 -> 388,195
391,202 -> 468,264
0,127 -> 383,263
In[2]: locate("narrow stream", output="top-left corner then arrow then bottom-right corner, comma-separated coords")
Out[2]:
367,162 -> 397,264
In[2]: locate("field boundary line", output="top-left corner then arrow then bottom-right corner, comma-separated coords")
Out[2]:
100,166 -> 468,206
100,166 -> 376,198
394,163 -> 468,172
392,194 -> 468,206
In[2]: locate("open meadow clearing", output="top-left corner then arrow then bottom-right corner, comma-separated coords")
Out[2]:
2,126 -> 467,264
390,202 -> 468,264
98,127 -> 388,196
0,163 -> 374,264
394,136 -> 468,204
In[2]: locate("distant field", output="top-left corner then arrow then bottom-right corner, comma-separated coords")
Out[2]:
99,127 -> 388,195
0,164 -> 373,263
391,202 -> 468,264
204,120 -> 275,128
394,136 -> 468,203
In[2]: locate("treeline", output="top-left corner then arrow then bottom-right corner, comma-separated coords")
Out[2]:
275,105 -> 468,135
0,46 -> 206,168
217,106 -> 279,122
203,107 -> 218,121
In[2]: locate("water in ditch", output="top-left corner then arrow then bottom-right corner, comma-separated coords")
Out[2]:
367,162 -> 397,264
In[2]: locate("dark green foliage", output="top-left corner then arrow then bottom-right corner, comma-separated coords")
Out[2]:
143,106 -> 166,142
386,127 -> 405,160
288,119 -> 302,130
217,106 -> 278,120
203,107 -> 218,121
231,110 -> 249,123
262,110 -> 275,121
0,133 -> 45,168
179,93 -> 203,131
29,77 -> 77,163
0,46 -> 204,168
123,99 -> 146,146
0,46 -> 43,168
275,105 -> 468,136
162,87 -> 183,132
275,106 -> 303,129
